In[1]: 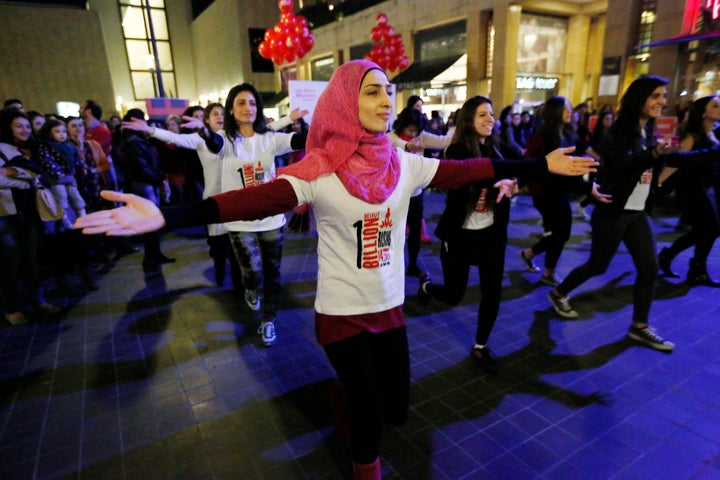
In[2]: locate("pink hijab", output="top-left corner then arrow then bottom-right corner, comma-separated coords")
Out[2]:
279,60 -> 400,204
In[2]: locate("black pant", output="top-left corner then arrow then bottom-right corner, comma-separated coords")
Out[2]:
558,211 -> 658,324
531,192 -> 572,270
406,192 -> 424,270
428,225 -> 506,345
666,186 -> 719,265
323,327 -> 410,463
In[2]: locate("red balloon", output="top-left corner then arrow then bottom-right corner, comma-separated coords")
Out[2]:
371,26 -> 382,43
259,41 -> 271,59
295,25 -> 310,39
385,26 -> 395,38
398,56 -> 410,70
304,33 -> 314,49
297,16 -> 308,28
376,13 -> 388,26
297,44 -> 308,58
396,43 -> 405,55
280,12 -> 295,25
286,35 -> 298,50
285,50 -> 296,63
264,29 -> 274,42
273,53 -> 283,65
278,0 -> 292,14
388,56 -> 399,72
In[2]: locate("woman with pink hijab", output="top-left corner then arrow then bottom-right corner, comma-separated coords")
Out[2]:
76,60 -> 596,479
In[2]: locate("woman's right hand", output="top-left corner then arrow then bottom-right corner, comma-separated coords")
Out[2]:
122,118 -> 152,134
545,146 -> 598,176
74,190 -> 165,236
180,116 -> 205,131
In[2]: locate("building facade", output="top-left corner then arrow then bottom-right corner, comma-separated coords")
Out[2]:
2,0 -> 714,121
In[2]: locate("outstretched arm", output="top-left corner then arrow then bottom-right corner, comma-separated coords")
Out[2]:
75,178 -> 300,236
429,147 -> 597,190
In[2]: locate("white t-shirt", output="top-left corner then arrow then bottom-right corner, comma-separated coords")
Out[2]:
217,130 -> 295,232
281,150 -> 439,315
462,187 -> 495,230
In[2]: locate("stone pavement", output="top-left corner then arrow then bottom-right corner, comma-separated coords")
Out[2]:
1,190 -> 719,479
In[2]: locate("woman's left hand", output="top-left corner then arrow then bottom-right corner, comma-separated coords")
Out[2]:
546,147 -> 599,176
494,178 -> 518,202
74,191 -> 165,236
591,182 -> 612,204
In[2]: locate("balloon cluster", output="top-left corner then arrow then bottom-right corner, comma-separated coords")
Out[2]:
258,0 -> 314,65
364,13 -> 410,73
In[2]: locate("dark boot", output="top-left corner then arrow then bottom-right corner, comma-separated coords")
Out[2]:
686,258 -> 720,286
658,247 -> 679,278
352,458 -> 381,480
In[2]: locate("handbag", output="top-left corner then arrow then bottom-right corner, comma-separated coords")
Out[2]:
35,182 -> 65,221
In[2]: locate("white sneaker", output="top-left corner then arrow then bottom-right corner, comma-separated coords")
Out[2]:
547,291 -> 578,319
258,321 -> 277,347
244,290 -> 261,311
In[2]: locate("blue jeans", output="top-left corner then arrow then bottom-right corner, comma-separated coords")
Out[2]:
229,228 -> 284,321
0,214 -> 45,312
558,211 -> 658,324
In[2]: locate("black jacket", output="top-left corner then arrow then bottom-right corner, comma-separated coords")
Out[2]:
435,142 -> 511,243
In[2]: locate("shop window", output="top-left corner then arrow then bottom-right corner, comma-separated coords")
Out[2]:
517,14 -> 567,74
311,56 -> 335,81
118,0 -> 177,100
635,0 -> 657,58
413,20 -> 467,62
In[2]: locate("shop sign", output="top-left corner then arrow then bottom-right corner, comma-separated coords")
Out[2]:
683,0 -> 720,34
516,76 -> 559,90
705,0 -> 720,21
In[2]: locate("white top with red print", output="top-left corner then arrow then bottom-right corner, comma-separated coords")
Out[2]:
218,130 -> 295,232
281,149 -> 439,315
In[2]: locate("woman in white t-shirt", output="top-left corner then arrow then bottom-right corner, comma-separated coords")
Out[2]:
76,60 -> 597,479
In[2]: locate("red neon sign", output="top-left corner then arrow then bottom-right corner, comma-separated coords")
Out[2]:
707,0 -> 720,20
683,0 -> 720,34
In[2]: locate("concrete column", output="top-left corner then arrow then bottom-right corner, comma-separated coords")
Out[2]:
563,15 -> 590,105
465,9 -> 485,98
491,1 -> 521,107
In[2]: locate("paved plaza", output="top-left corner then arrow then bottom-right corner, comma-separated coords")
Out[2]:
1,190 -> 719,479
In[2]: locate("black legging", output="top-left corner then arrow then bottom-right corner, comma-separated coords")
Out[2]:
665,187 -> 719,265
557,211 -> 658,324
427,225 -> 506,345
323,327 -> 410,463
530,192 -> 572,270
406,192 -> 424,270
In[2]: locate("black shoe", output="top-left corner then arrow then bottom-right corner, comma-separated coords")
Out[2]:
470,346 -> 498,371
156,254 -> 176,264
686,258 -> 720,286
658,247 -> 679,278
417,272 -> 431,305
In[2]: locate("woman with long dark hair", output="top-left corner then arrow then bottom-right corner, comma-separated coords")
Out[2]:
547,76 -> 719,351
520,96 -> 602,286
657,95 -> 720,284
416,96 -> 518,369
209,83 -> 306,346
